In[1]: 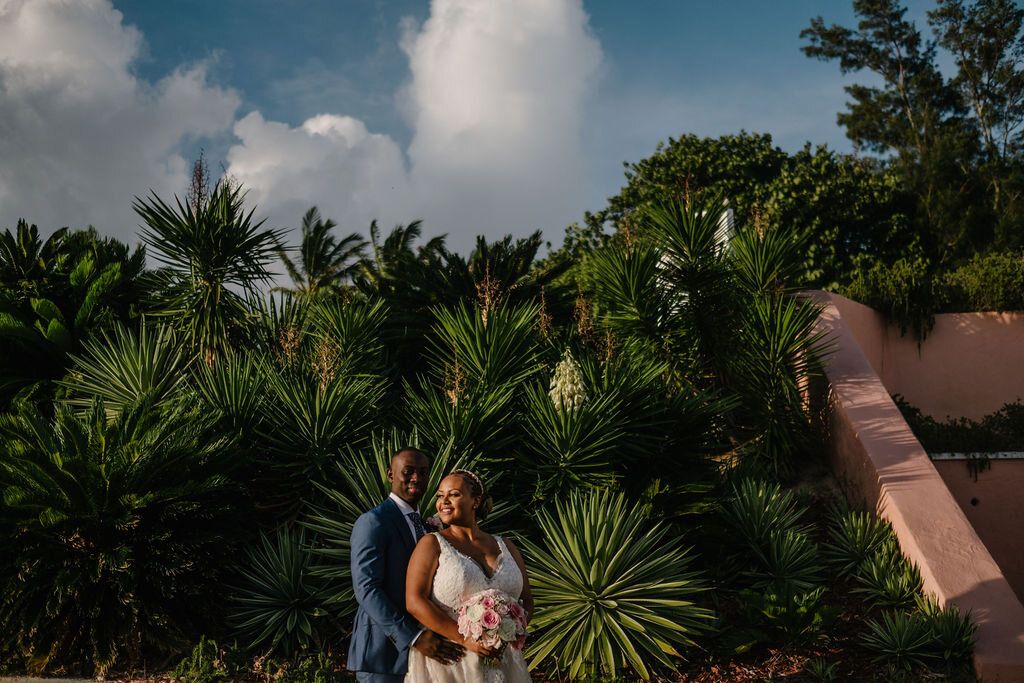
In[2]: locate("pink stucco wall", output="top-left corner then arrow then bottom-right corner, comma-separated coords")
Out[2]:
813,291 -> 1024,680
828,295 -> 1024,421
934,460 -> 1024,606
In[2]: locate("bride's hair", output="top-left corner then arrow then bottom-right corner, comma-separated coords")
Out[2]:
450,469 -> 493,520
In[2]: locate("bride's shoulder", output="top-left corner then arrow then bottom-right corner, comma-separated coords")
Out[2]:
412,532 -> 442,555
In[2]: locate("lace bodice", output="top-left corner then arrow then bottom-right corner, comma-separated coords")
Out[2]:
430,533 -> 523,617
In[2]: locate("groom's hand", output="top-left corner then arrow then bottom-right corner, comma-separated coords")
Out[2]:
413,630 -> 464,665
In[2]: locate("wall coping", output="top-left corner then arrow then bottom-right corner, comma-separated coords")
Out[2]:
810,290 -> 1024,681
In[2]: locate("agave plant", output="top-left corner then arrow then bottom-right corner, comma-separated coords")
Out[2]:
914,595 -> 976,670
0,401 -> 244,676
861,610 -> 936,680
823,507 -> 892,579
722,479 -> 808,550
59,322 -> 189,417
230,527 -> 327,655
853,540 -> 923,611
134,181 -> 285,364
521,488 -> 713,681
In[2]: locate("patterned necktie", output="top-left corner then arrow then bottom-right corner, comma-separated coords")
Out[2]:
408,511 -> 427,540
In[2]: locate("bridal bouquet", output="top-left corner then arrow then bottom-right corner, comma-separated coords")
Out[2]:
456,589 -> 528,657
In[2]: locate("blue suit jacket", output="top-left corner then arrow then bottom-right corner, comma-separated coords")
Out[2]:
348,498 -> 422,676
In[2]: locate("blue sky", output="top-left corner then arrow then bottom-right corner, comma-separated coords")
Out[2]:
0,0 -> 935,255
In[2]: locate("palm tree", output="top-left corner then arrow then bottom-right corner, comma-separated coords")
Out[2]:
275,207 -> 366,296
134,180 -> 284,365
0,220 -> 67,299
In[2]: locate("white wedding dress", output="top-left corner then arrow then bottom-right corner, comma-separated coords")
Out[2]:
405,533 -> 531,683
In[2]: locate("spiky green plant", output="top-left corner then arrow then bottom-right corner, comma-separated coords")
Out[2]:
402,377 -> 516,456
192,350 -> 266,434
308,297 -> 389,376
722,479 -> 808,550
426,302 -> 542,391
230,528 -> 327,656
516,382 -> 628,500
134,181 -> 284,363
59,322 -> 189,417
823,507 -> 892,579
915,595 -> 976,670
853,540 -> 923,611
861,610 -> 936,680
521,489 -> 713,681
0,401 -> 243,676
731,295 -> 830,474
728,222 -> 807,296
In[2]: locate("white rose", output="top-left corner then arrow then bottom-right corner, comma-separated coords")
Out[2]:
467,604 -> 485,622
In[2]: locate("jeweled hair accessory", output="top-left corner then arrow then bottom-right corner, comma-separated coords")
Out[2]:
453,468 -> 484,494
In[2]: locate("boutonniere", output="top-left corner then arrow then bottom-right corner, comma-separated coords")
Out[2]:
425,515 -> 443,529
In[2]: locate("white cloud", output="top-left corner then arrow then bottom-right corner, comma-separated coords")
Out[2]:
226,111 -> 411,234
225,0 -> 602,254
0,0 -> 239,241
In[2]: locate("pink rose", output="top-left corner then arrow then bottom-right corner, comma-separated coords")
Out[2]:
470,621 -> 483,639
426,515 -> 442,529
480,596 -> 495,610
511,634 -> 527,651
482,633 -> 501,648
495,602 -> 509,616
508,602 -> 524,619
480,609 -> 500,629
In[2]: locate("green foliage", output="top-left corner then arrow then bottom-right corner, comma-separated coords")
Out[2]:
915,595 -> 977,671
135,181 -> 284,363
861,610 -> 936,680
275,207 -> 366,296
0,224 -> 145,401
804,656 -> 839,681
852,539 -> 923,611
841,254 -> 938,340
823,506 -> 893,579
60,322 -> 190,417
722,479 -> 808,550
0,401 -> 245,676
521,489 -> 713,681
230,528 -> 327,656
173,636 -> 248,683
738,586 -> 837,646
944,251 -> 1024,312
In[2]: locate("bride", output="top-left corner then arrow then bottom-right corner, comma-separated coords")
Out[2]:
405,469 -> 532,682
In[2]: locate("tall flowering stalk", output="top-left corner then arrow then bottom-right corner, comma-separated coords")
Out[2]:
549,350 -> 587,414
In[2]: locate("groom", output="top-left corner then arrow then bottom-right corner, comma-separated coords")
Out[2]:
348,447 -> 464,682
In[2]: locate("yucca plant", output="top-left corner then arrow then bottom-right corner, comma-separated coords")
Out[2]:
861,610 -> 936,680
823,507 -> 892,579
853,540 -> 923,611
731,295 -> 830,474
915,596 -> 976,670
728,222 -> 807,297
521,489 -> 713,681
308,297 -> 389,376
0,400 -> 244,676
425,301 -> 543,391
722,479 -> 808,551
745,528 -> 825,594
230,528 -> 327,656
516,382 -> 629,501
258,361 -> 385,506
59,322 -> 189,417
192,350 -> 267,434
134,181 -> 284,364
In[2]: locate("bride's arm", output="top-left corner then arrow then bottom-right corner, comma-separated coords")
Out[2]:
504,539 -> 534,624
405,535 -> 465,644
